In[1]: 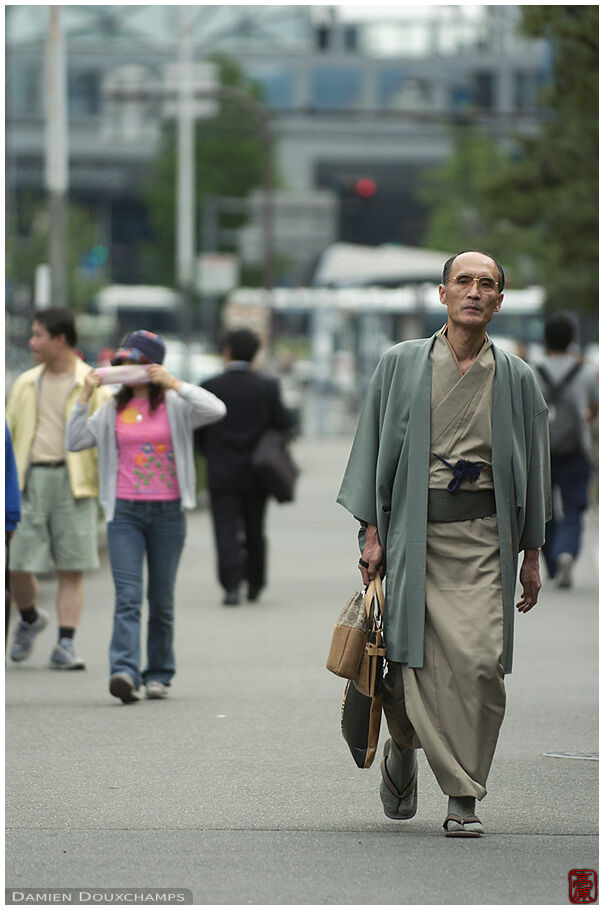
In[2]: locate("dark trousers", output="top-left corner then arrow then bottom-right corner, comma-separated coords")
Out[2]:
209,486 -> 268,593
542,451 -> 590,578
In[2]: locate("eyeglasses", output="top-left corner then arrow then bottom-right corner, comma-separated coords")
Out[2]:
449,274 -> 498,292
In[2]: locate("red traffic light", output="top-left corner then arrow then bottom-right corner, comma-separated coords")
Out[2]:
354,178 -> 377,198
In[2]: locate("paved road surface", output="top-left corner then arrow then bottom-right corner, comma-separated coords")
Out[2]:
6,437 -> 598,905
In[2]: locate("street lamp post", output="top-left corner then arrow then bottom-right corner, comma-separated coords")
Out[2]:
45,5 -> 68,309
176,6 -> 196,371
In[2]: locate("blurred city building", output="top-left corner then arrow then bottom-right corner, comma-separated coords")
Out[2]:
6,5 -> 552,286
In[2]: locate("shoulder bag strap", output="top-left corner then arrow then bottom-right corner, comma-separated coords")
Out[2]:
536,361 -> 583,399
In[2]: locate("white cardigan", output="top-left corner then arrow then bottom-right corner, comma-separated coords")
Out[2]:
66,383 -> 226,521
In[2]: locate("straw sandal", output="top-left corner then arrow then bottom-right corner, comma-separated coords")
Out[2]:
379,738 -> 418,820
443,814 -> 484,838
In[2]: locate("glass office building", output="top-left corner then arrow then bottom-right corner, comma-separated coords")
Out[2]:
6,5 -> 551,281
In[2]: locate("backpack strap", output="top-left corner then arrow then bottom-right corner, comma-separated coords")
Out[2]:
536,361 -> 583,400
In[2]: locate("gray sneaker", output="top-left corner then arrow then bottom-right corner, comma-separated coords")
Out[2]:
10,608 -> 50,662
145,680 -> 169,699
50,638 -> 86,670
110,672 -> 142,704
555,552 -> 574,589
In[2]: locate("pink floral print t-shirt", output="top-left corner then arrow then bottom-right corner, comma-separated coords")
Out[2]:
115,398 -> 181,500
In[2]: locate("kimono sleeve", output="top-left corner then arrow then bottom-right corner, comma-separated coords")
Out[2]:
519,396 -> 552,551
336,360 -> 386,528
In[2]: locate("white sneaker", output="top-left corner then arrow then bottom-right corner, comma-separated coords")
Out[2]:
555,552 -> 574,589
145,680 -> 169,699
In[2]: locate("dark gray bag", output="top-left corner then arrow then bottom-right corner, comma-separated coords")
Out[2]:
252,429 -> 299,503
536,361 -> 583,456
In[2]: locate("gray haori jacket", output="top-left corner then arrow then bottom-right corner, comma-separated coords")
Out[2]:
66,383 -> 226,521
337,334 -> 552,675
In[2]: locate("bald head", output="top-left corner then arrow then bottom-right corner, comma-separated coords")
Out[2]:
443,250 -> 505,292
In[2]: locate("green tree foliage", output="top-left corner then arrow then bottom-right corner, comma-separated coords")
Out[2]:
420,126 -> 546,289
139,54 -> 266,286
508,6 -> 598,313
420,7 -> 597,315
6,195 -> 109,311
420,129 -> 519,275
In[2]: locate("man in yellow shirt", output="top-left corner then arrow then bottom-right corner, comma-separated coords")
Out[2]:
6,308 -> 110,669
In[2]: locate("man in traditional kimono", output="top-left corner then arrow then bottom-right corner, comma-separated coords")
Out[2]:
337,250 -> 551,838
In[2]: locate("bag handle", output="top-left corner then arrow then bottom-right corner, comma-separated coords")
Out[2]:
364,573 -> 385,623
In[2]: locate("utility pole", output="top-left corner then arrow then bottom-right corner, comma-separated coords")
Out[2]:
176,6 -> 195,368
200,195 -> 219,342
45,6 -> 68,309
260,123 -> 275,293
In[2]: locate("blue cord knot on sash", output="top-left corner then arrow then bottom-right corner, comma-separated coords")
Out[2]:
432,454 -> 487,494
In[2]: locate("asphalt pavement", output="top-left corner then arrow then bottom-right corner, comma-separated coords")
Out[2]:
5,436 -> 599,906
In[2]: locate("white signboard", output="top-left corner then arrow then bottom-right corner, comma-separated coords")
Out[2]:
197,253 -> 239,295
162,62 -> 218,119
34,264 -> 51,309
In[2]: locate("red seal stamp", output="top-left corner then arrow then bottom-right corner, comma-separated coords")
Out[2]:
569,870 -> 598,903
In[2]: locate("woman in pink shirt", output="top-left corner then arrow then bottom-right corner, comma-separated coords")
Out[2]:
68,330 -> 226,703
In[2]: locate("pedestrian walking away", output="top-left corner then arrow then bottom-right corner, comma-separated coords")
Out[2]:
195,328 -> 296,606
6,308 -> 112,669
66,330 -> 226,704
337,250 -> 551,837
533,313 -> 598,589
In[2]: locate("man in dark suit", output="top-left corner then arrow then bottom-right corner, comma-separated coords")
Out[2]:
196,329 -> 296,606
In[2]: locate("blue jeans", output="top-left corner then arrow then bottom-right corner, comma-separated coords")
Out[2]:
542,451 -> 590,578
107,499 -> 186,687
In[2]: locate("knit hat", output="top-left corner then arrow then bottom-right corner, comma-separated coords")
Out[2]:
110,330 -> 166,365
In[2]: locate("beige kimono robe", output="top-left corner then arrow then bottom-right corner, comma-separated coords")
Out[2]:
383,331 -> 505,799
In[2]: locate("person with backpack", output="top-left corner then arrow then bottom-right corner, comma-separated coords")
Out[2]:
534,314 -> 598,588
